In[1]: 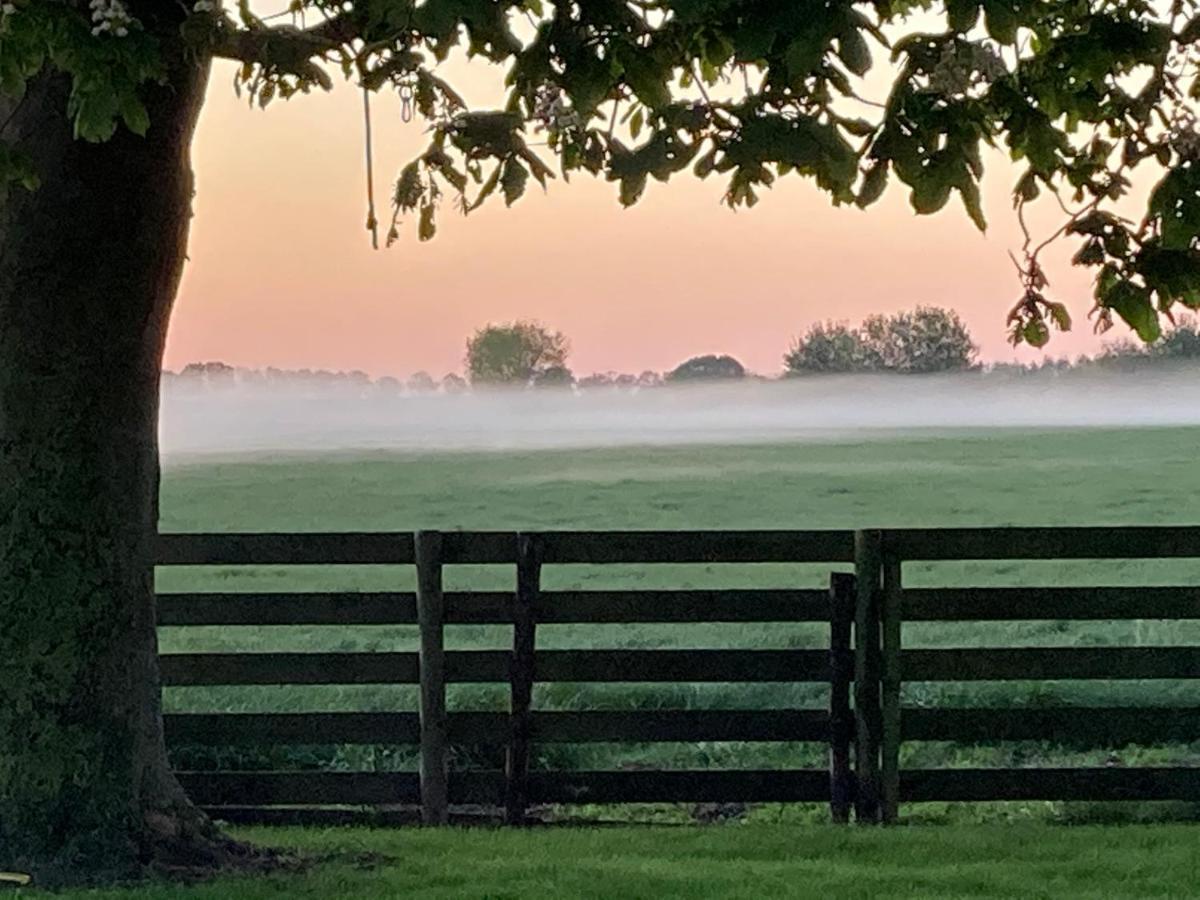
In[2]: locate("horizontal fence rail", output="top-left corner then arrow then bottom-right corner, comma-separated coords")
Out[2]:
157,527 -> 1200,825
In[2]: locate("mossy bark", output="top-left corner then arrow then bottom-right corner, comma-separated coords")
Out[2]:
0,9 -> 251,886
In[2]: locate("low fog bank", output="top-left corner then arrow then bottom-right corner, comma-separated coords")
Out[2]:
159,368 -> 1200,460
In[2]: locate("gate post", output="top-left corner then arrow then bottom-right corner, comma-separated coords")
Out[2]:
828,571 -> 855,823
853,530 -> 883,823
505,532 -> 541,825
880,546 -> 903,824
415,530 -> 448,825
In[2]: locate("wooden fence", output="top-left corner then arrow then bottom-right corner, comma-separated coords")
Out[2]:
156,527 -> 1200,825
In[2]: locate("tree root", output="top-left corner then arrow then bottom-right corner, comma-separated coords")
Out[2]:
141,807 -> 303,883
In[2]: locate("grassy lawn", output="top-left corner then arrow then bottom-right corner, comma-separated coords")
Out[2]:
43,824 -> 1200,898
153,426 -> 1200,799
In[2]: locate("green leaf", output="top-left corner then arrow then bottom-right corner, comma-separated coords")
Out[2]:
837,30 -> 871,77
1015,170 -> 1039,203
1022,317 -> 1050,347
785,31 -> 827,80
1104,280 -> 1160,342
630,107 -> 644,140
619,172 -> 648,207
857,161 -> 888,207
982,0 -> 1020,44
958,178 -> 987,231
947,0 -> 981,32
418,203 -> 436,241
501,157 -> 529,206
1072,239 -> 1106,267
1047,302 -> 1072,332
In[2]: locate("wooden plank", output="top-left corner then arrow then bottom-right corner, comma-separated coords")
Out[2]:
527,769 -> 830,804
165,709 -> 833,746
416,530 -> 448,826
177,771 -> 420,806
889,526 -> 1200,561
157,587 -> 855,627
901,767 -> 1200,802
439,531 -> 855,564
531,590 -> 831,624
879,554 -> 902,825
530,709 -> 830,743
537,530 -> 855,564
161,648 -> 835,686
902,587 -> 1200,622
157,532 -> 415,566
165,712 -> 420,745
506,533 -> 540,826
828,572 -> 855,824
902,706 -> 1200,745
160,652 -> 420,685
157,592 -> 416,626
531,649 -> 833,683
903,647 -> 1200,682
853,530 -> 882,824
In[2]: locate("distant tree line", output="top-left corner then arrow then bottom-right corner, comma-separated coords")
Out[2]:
167,312 -> 1200,396
784,307 -> 979,375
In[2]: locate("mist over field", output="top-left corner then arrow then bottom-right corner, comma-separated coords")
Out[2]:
158,368 -> 1200,459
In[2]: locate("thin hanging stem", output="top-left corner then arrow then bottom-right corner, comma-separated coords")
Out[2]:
363,87 -> 379,250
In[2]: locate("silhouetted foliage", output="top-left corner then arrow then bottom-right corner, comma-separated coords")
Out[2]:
465,321 -> 569,386
531,365 -> 576,389
407,371 -> 437,393
786,308 -> 978,375
784,322 -> 872,374
667,355 -> 746,382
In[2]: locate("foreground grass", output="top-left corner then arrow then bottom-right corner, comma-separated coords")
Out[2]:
47,824 -> 1200,899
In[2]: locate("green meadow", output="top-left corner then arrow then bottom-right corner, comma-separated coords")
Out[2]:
156,426 -> 1200,811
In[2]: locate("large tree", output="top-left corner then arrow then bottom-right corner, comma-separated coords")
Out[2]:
1,0 -> 1198,884
465,320 -> 569,385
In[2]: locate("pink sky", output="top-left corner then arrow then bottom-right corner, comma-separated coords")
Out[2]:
170,57 -> 1121,380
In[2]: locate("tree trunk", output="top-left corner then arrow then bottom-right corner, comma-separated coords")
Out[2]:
0,10 -> 255,886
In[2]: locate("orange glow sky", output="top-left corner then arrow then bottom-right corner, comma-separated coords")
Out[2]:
170,54 -> 1124,380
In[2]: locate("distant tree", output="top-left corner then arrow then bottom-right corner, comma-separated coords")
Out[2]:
578,372 -> 616,390
466,321 -> 569,386
860,307 -> 978,374
375,376 -> 402,395
407,371 -> 437,393
637,371 -> 664,389
531,365 -> 575,390
1153,316 -> 1200,359
178,361 -> 236,387
440,373 -> 468,394
784,321 -> 874,374
667,355 -> 746,382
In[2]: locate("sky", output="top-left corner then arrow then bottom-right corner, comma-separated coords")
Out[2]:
168,34 -> 1126,380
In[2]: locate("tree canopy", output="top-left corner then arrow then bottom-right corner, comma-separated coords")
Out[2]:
465,319 -> 569,384
667,353 -> 747,380
4,0 -> 1198,345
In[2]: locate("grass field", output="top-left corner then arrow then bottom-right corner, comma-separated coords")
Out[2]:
155,426 -> 1200,806
46,824 -> 1200,898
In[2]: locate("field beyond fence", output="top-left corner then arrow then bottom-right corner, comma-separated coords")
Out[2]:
156,527 -> 1200,826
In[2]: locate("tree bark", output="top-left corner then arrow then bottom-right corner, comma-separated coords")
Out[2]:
0,8 -> 254,885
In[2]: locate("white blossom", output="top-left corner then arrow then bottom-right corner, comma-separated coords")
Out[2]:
89,0 -> 135,37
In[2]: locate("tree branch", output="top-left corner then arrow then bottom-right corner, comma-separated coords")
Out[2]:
209,11 -> 359,70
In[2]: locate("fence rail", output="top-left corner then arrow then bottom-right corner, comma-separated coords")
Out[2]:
157,527 -> 1200,825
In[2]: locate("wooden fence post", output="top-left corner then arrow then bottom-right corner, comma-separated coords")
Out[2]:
415,530 -> 448,825
828,571 -> 855,824
505,532 -> 541,825
853,529 -> 882,824
880,547 -> 902,824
